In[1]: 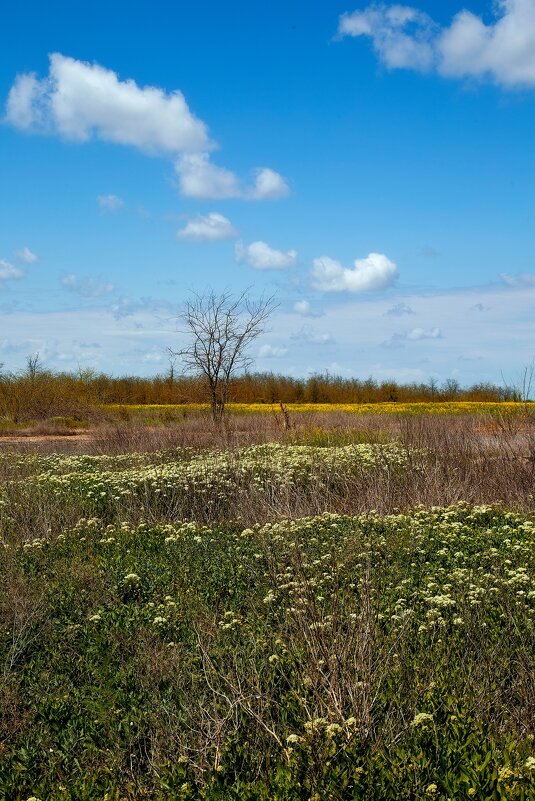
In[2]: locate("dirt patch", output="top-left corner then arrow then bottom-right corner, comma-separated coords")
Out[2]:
0,431 -> 95,446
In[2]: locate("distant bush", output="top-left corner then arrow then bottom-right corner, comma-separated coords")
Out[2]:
0,355 -> 521,421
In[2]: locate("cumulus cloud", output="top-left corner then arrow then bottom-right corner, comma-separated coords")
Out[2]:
5,54 -> 290,202
384,302 -> 415,316
258,344 -> 288,358
15,246 -> 38,263
500,271 -> 535,287
249,167 -> 290,199
338,5 -> 436,70
338,1 -> 535,88
311,252 -> 398,293
235,240 -> 298,270
439,0 -> 535,86
97,194 -> 125,213
5,53 -> 211,153
61,273 -> 115,298
176,212 -> 237,242
0,259 -> 24,282
292,299 -> 324,317
175,155 -> 289,200
175,153 -> 241,199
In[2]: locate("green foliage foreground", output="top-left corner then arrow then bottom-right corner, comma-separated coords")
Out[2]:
0,502 -> 534,800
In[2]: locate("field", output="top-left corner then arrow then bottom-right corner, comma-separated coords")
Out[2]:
0,409 -> 534,799
103,401 -> 529,421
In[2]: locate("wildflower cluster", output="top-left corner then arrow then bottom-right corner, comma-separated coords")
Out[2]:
6,442 -> 414,518
1,486 -> 533,800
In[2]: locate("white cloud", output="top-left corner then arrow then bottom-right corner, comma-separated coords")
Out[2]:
5,53 -> 211,154
293,298 -> 323,317
6,54 -> 291,202
15,246 -> 38,263
175,153 -> 241,199
292,299 -> 324,317
142,351 -> 164,363
177,212 -> 237,242
384,302 -> 415,316
294,299 -> 312,315
312,252 -> 398,293
439,0 -> 535,86
249,167 -> 290,199
0,279 -> 533,381
406,326 -> 442,340
61,273 -> 115,298
175,154 -> 289,201
235,240 -> 298,270
97,194 -> 125,213
500,271 -> 535,287
382,325 -> 442,348
338,1 -> 535,88
338,5 -> 436,70
0,259 -> 24,282
5,74 -> 43,129
109,295 -> 177,320
381,335 -> 405,350
291,327 -> 334,345
258,344 -> 288,358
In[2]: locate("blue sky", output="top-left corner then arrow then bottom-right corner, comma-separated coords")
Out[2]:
1,0 -> 534,385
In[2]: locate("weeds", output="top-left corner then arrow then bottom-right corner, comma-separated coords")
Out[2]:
0,506 -> 533,799
0,408 -> 533,799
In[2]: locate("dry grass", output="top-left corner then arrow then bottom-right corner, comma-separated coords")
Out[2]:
0,407 -> 533,798
1,411 -> 533,533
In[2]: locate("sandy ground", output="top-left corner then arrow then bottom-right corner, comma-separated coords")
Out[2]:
0,431 -> 95,452
0,433 -> 93,443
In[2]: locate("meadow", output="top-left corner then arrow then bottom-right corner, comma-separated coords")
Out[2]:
0,400 -> 534,800
102,401 -> 530,424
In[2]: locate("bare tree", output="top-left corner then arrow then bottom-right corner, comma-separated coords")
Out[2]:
25,353 -> 43,380
172,289 -> 277,423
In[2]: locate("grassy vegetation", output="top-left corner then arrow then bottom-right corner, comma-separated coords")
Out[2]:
0,394 -> 534,799
102,401 -> 532,424
1,502 -> 534,799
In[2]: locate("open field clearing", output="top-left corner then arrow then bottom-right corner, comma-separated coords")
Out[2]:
0,431 -> 534,799
0,377 -> 533,799
1,405 -> 534,461
0,401 -> 531,442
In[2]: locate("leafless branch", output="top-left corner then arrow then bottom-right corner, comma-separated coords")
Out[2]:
171,289 -> 277,423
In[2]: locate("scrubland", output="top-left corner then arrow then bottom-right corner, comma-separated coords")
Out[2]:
0,402 -> 534,800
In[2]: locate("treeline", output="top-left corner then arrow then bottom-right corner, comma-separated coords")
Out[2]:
0,359 -> 520,422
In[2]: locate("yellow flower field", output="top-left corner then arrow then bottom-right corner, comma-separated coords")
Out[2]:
102,400 -> 530,416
